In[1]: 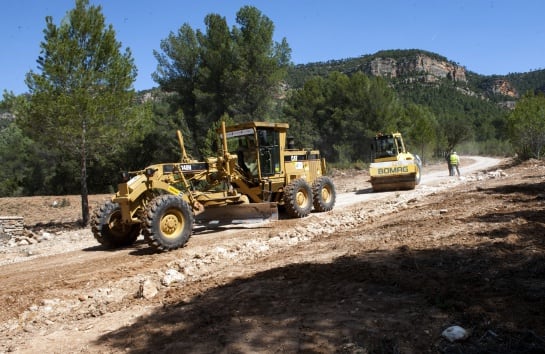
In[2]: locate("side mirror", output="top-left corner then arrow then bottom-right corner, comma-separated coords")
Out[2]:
287,137 -> 295,149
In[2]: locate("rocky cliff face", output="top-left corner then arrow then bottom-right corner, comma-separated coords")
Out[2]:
362,54 -> 467,83
360,53 -> 521,104
0,112 -> 14,120
491,79 -> 518,98
0,112 -> 15,129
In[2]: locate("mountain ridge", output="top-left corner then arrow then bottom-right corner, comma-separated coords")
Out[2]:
287,49 -> 544,102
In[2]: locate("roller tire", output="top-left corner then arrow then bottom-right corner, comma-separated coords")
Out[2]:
283,178 -> 313,218
415,155 -> 423,185
142,195 -> 194,251
91,201 -> 140,248
312,176 -> 336,212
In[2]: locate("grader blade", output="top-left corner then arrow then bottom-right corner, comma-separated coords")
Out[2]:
195,203 -> 278,226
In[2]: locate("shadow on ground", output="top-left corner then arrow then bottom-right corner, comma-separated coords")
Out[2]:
95,232 -> 545,353
93,173 -> 545,353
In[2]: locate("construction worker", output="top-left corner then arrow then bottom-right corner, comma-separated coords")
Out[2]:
237,137 -> 258,177
450,151 -> 460,177
244,138 -> 258,175
446,151 -> 453,176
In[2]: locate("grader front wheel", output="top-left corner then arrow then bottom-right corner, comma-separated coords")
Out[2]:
283,178 -> 313,218
91,201 -> 141,248
142,195 -> 194,251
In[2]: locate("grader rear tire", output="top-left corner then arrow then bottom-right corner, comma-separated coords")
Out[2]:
91,201 -> 141,248
312,176 -> 336,212
142,195 -> 194,251
283,178 -> 313,218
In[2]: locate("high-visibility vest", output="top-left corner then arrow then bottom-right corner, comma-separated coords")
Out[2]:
450,154 -> 459,165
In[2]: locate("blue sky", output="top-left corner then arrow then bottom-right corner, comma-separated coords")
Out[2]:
1,0 -> 544,95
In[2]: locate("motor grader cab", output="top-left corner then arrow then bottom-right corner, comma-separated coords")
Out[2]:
369,132 -> 422,192
91,121 -> 336,252
221,122 -> 334,211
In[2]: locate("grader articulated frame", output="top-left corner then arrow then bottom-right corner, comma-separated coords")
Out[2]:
91,121 -> 336,251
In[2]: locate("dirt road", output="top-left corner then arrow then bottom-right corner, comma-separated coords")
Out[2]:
335,156 -> 499,208
0,156 -> 544,353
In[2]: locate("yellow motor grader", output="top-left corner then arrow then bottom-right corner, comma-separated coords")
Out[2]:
91,121 -> 336,251
369,132 -> 422,192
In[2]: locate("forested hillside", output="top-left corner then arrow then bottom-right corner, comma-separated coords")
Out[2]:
505,69 -> 545,95
283,49 -> 545,161
287,49 -> 544,100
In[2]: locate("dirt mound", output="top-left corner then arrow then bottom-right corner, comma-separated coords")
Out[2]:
0,194 -> 111,228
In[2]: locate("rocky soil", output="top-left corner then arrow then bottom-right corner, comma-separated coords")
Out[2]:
0,157 -> 544,353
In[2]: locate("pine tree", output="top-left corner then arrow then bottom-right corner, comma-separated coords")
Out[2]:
19,0 -> 139,225
153,5 -> 291,153
507,92 -> 545,159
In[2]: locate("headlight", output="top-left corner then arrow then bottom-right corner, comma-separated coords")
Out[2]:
145,168 -> 156,177
120,171 -> 130,182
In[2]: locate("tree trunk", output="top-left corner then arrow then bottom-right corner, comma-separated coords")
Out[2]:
81,158 -> 89,226
80,120 -> 90,226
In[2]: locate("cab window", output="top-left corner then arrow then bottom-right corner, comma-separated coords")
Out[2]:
257,128 -> 281,176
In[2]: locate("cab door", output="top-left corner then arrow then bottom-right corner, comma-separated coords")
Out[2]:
257,128 -> 280,176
